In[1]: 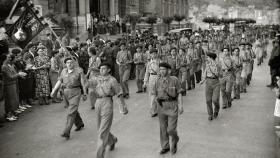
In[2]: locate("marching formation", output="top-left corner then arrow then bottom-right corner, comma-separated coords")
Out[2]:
1,27 -> 280,158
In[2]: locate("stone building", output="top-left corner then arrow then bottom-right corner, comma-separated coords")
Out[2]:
32,0 -> 189,35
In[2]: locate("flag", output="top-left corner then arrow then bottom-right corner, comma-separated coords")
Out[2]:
6,5 -> 47,49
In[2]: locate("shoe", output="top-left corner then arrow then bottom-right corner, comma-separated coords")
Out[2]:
19,106 -> 27,110
52,99 -> 61,103
14,110 -> 22,114
187,88 -> 191,91
222,106 -> 227,109
208,116 -> 213,121
24,104 -> 32,108
109,137 -> 118,151
267,84 -> 272,87
213,112 -> 218,119
151,113 -> 158,117
181,91 -> 187,96
228,102 -> 232,108
171,136 -> 179,154
244,89 -> 247,93
159,148 -> 170,154
75,124 -> 84,131
61,133 -> 70,140
91,106 -> 95,110
6,116 -> 17,122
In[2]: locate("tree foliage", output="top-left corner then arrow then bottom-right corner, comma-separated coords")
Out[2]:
202,17 -> 256,24
162,16 -> 173,30
145,15 -> 157,25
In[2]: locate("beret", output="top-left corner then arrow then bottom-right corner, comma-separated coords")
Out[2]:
99,62 -> 112,69
206,53 -> 217,60
159,62 -> 171,69
105,40 -> 111,43
239,42 -> 246,46
150,48 -> 158,54
246,42 -> 252,46
64,56 -> 76,63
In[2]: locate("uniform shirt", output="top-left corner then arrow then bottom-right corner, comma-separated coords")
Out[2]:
133,52 -> 146,64
144,59 -> 160,83
88,75 -> 122,97
151,75 -> 181,100
204,59 -> 219,79
232,56 -> 242,69
167,56 -> 177,70
219,56 -> 233,71
58,68 -> 84,88
88,56 -> 101,76
240,49 -> 251,63
176,54 -> 188,69
116,50 -> 132,65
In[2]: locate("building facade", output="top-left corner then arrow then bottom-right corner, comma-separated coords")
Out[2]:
33,0 -> 189,35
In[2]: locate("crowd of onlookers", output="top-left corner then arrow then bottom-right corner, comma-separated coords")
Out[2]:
0,24 -> 279,122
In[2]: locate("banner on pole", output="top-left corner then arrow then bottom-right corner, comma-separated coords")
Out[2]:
6,5 -> 47,49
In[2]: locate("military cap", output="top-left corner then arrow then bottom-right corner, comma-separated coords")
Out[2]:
64,56 -> 76,63
239,42 -> 246,46
150,48 -> 158,54
99,62 -> 112,69
206,53 -> 217,60
135,45 -> 142,49
159,62 -> 171,69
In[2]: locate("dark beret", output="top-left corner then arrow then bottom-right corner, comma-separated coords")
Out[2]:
105,40 -> 111,43
64,56 -> 76,63
246,43 -> 252,46
195,41 -> 201,44
150,48 -> 158,54
99,62 -> 112,69
202,40 -> 208,43
207,53 -> 217,60
135,45 -> 142,49
120,42 -> 126,46
233,47 -> 240,51
222,47 -> 229,51
239,42 -> 246,46
159,62 -> 171,69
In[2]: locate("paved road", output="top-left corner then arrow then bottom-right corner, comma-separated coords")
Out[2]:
0,60 -> 276,158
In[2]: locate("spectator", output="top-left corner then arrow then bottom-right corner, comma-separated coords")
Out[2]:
50,50 -> 62,103
1,53 -> 26,121
34,48 -> 51,105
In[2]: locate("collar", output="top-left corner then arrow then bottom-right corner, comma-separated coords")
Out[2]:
67,69 -> 74,74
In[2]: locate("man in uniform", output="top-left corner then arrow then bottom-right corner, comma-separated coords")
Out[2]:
151,62 -> 183,155
219,47 -> 234,109
143,49 -> 161,117
240,43 -> 251,93
133,45 -> 146,93
88,62 -> 128,158
116,42 -> 133,98
50,57 -> 87,139
200,53 -> 220,120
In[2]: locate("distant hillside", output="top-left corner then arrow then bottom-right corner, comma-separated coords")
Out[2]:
189,0 -> 280,9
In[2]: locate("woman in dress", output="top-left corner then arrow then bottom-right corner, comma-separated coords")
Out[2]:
34,48 -> 51,105
1,53 -> 26,121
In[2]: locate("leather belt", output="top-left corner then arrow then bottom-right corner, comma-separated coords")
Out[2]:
206,77 -> 218,79
97,95 -> 113,98
150,73 -> 157,75
65,85 -> 80,89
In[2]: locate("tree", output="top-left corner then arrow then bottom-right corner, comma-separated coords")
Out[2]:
145,15 -> 157,33
123,13 -> 141,36
173,14 -> 185,28
162,16 -> 173,31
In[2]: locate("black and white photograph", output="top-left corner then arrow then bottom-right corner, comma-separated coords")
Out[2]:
0,0 -> 279,158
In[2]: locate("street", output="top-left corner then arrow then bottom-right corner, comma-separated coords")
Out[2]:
0,60 -> 276,158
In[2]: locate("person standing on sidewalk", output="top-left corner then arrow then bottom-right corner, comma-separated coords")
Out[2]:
152,62 -> 183,155
87,62 -> 128,158
50,57 -> 87,140
200,53 -> 220,121
232,48 -> 242,100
